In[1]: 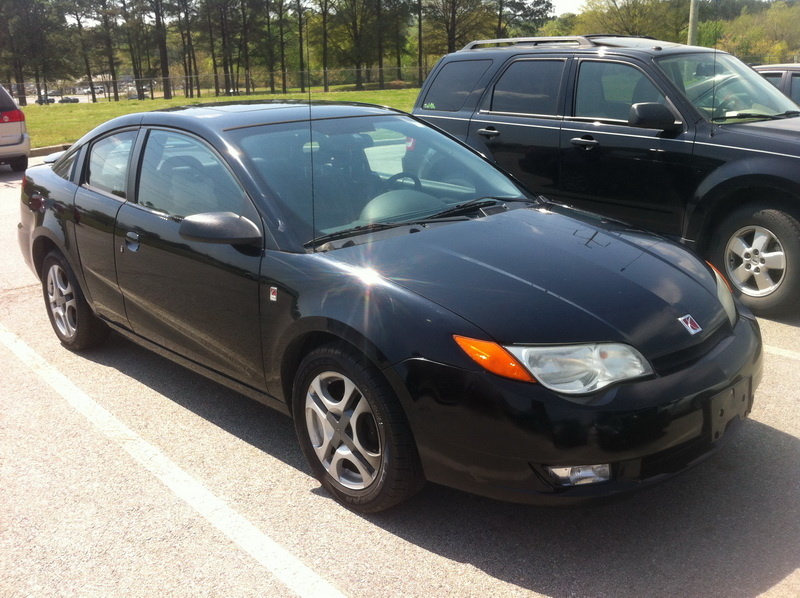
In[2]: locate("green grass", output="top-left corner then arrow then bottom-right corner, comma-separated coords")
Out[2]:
21,88 -> 420,149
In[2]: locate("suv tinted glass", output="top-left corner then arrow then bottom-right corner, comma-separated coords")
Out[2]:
0,85 -> 17,111
421,60 -> 492,111
575,61 -> 666,121
491,60 -> 564,116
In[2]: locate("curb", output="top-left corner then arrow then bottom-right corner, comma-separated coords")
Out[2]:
31,144 -> 71,158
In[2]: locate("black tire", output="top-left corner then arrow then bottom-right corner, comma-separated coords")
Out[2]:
9,156 -> 28,172
41,251 -> 110,350
710,204 -> 800,316
292,343 -> 424,513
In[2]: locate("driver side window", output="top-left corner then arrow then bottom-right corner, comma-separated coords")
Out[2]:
138,130 -> 246,218
575,61 -> 666,121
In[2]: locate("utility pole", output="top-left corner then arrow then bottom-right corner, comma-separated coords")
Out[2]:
688,0 -> 699,45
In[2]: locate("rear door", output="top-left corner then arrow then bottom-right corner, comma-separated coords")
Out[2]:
465,58 -> 568,197
557,58 -> 695,236
114,128 -> 266,389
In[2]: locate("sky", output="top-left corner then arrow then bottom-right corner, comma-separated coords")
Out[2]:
552,0 -> 587,16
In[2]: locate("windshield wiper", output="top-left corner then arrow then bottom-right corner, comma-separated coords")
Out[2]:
423,196 -> 529,220
305,222 -> 407,249
713,111 -> 788,122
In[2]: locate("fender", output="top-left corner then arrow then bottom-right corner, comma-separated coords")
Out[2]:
686,154 -> 800,249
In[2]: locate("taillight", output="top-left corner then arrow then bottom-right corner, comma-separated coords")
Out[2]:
1,109 -> 25,123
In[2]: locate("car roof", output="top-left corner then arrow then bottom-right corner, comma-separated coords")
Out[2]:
72,101 -> 406,148
453,35 -> 719,59
753,64 -> 800,70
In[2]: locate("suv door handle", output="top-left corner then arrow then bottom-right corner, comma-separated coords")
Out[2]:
477,127 -> 500,139
571,137 -> 599,150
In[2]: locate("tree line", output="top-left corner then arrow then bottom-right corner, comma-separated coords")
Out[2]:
2,0 -> 796,105
0,0 -> 553,103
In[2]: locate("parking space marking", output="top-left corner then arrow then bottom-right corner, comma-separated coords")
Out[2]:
0,325 -> 345,598
764,344 -> 800,361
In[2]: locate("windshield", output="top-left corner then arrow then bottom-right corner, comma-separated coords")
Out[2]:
229,114 -> 528,246
655,52 -> 799,122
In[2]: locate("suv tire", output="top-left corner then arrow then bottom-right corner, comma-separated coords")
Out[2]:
711,204 -> 800,316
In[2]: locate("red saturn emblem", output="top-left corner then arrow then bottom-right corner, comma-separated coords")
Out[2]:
678,314 -> 702,335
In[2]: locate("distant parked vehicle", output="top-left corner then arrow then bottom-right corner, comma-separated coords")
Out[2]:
753,64 -> 800,104
58,96 -> 79,103
0,84 -> 30,171
35,96 -> 55,104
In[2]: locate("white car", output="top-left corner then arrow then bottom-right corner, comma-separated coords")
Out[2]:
0,85 -> 30,172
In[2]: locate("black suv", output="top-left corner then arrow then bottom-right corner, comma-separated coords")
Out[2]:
413,35 -> 800,316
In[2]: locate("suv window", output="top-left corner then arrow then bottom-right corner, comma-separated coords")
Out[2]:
575,61 -> 666,121
138,130 -> 246,218
791,74 -> 800,103
421,60 -> 492,111
86,131 -> 137,198
491,60 -> 565,116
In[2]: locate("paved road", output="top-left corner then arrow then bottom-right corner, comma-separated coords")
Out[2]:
1,160 -> 799,597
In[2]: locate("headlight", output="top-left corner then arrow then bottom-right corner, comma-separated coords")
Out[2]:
505,343 -> 653,394
707,261 -> 737,326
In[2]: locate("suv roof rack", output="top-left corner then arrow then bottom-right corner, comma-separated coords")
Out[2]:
460,35 -> 656,51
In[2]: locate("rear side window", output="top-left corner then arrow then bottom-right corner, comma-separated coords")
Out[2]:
760,72 -> 783,90
86,131 -> 137,198
0,85 -> 17,111
791,73 -> 800,104
490,60 -> 565,116
421,60 -> 492,111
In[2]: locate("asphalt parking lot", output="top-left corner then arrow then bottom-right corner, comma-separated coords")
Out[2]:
1,159 -> 799,597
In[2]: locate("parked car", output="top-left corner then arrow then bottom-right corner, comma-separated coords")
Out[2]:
35,96 -> 55,104
0,84 -> 30,172
18,102 -> 762,512
413,36 -> 800,316
753,63 -> 800,104
58,96 -> 80,104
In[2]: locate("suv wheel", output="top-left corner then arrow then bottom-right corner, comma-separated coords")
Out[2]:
711,204 -> 800,316
293,343 -> 424,513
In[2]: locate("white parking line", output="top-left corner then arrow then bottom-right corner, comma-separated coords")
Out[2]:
0,325 -> 345,598
764,344 -> 800,361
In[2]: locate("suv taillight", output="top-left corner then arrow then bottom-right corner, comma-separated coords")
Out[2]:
1,109 -> 25,123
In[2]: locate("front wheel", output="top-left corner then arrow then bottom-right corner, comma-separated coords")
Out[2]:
41,251 -> 109,350
711,204 -> 800,316
292,343 -> 424,513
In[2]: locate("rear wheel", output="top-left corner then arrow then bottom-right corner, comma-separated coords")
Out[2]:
293,343 -> 424,513
41,251 -> 109,350
711,204 -> 800,316
8,156 -> 27,172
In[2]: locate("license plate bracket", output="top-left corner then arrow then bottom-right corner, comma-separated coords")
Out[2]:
710,377 -> 752,442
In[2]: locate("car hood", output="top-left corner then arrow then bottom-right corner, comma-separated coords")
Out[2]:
326,206 -> 729,360
723,114 -> 800,146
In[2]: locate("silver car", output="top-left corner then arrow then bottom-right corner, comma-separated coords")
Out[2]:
0,85 -> 30,172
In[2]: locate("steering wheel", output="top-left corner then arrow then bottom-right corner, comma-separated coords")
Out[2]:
387,172 -> 422,191
717,93 -> 748,113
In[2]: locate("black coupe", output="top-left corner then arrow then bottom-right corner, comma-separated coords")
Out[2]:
18,102 -> 762,512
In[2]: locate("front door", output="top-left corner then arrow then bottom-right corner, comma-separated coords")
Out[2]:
558,59 -> 695,236
114,128 -> 266,389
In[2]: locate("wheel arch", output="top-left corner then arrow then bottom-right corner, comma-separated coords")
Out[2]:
690,172 -> 800,255
277,320 -> 401,419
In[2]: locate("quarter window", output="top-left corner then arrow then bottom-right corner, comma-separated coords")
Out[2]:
575,61 -> 666,121
491,60 -> 564,116
138,130 -> 246,218
421,60 -> 492,111
86,131 -> 137,198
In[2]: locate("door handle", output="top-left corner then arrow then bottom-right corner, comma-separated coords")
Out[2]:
123,231 -> 140,252
570,137 -> 599,150
477,127 -> 500,139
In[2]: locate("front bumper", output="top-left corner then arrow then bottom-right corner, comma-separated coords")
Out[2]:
393,313 -> 762,504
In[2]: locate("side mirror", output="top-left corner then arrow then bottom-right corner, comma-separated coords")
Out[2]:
179,212 -> 262,245
629,103 -> 680,132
